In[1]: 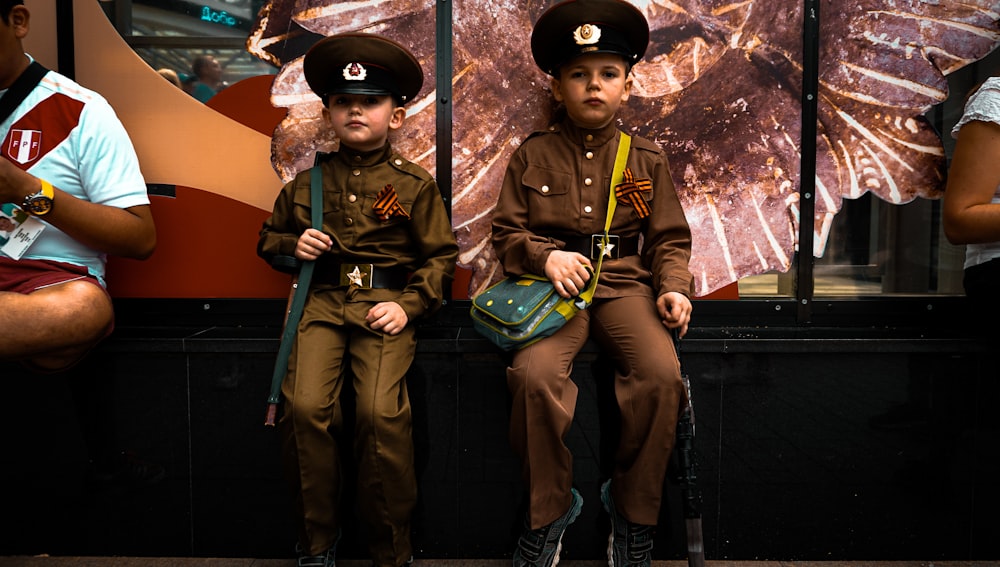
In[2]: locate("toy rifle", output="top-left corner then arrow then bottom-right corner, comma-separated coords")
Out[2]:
264,164 -> 323,426
673,328 -> 705,567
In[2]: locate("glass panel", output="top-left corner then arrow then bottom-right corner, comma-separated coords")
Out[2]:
740,43 -> 1000,299
737,271 -> 791,297
109,1 -> 998,301
134,46 -> 274,89
116,1 -> 275,97
806,48 -> 1000,299
132,0 -> 258,37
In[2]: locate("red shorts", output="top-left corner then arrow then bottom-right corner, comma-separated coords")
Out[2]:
0,256 -> 103,294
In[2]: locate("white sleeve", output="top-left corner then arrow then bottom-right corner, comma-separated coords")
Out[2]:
76,97 -> 150,209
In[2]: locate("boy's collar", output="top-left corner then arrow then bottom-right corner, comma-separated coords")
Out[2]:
334,141 -> 392,165
559,117 -> 619,147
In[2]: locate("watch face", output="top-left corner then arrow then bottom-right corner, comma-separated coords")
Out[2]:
27,196 -> 53,215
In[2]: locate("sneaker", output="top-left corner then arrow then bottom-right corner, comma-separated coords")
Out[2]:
512,488 -> 583,567
601,480 -> 654,567
297,533 -> 339,567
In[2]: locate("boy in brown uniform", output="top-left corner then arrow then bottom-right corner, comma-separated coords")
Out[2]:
257,34 -> 457,567
490,1 -> 694,566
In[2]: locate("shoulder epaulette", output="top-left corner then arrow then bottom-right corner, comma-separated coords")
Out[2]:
525,123 -> 561,142
389,152 -> 433,182
630,135 -> 663,154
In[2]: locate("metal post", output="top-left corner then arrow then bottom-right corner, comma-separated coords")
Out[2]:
797,0 -> 820,323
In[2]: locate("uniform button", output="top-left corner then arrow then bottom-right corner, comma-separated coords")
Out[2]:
353,155 -> 361,162
585,134 -> 594,142
584,177 -> 593,186
345,217 -> 354,225
541,185 -> 550,193
549,126 -> 557,131
584,206 -> 593,213
352,169 -> 361,176
348,194 -> 357,203
394,159 -> 403,166
585,151 -> 594,160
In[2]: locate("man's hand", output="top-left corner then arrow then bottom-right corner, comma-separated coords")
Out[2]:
0,156 -> 37,204
366,301 -> 408,335
544,250 -> 594,298
295,228 -> 332,261
1,158 -> 155,259
657,291 -> 692,338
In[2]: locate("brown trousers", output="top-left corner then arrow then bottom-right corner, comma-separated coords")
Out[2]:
507,294 -> 684,529
280,287 -> 416,567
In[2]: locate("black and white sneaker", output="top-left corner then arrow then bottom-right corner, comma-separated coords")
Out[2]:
512,488 -> 583,567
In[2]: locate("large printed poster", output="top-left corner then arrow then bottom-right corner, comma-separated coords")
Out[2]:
248,0 -> 1000,297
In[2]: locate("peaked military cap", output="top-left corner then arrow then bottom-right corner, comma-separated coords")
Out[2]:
303,33 -> 423,104
531,0 -> 649,76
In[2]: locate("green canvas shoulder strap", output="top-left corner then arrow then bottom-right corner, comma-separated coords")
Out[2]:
265,165 -> 323,425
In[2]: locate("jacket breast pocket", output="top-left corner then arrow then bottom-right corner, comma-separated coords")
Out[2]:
522,166 -> 572,198
292,187 -> 340,225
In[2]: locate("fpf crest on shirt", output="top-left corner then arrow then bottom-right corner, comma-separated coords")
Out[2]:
7,129 -> 41,164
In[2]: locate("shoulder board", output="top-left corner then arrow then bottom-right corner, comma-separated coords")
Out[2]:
525,124 -> 561,142
389,153 -> 433,181
630,135 -> 662,154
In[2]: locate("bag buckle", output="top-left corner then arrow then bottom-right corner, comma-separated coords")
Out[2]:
339,263 -> 374,288
590,234 -> 620,259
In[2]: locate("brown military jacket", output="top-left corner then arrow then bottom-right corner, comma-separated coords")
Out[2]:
492,118 -> 694,299
258,143 -> 458,320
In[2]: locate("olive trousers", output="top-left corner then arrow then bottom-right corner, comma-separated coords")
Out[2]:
280,287 -> 416,567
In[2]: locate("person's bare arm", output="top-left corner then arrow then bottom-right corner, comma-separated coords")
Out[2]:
0,159 -> 155,259
943,120 -> 1000,245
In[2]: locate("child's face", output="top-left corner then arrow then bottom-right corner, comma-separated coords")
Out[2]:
550,53 -> 632,129
323,94 -> 406,152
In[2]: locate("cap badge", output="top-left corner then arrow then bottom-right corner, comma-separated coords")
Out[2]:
343,62 -> 367,81
573,23 -> 601,46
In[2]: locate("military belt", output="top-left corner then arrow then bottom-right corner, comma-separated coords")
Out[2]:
316,262 -> 409,289
554,233 -> 640,260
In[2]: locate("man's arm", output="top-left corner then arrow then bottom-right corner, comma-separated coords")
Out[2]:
0,158 -> 155,259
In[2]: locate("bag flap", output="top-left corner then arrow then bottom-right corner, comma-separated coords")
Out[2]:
471,275 -> 556,326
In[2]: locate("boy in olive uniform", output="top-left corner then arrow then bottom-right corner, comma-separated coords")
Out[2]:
490,1 -> 694,566
257,34 -> 457,567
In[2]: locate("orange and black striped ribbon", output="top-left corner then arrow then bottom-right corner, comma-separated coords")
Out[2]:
614,168 -> 652,219
373,184 -> 411,221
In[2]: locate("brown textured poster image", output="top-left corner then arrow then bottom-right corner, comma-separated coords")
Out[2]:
247,0 -> 1000,297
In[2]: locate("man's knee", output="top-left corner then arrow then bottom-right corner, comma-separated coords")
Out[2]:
48,280 -> 114,339
20,280 -> 114,370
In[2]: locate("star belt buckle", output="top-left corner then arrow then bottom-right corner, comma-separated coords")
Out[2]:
339,264 -> 374,288
591,234 -> 620,259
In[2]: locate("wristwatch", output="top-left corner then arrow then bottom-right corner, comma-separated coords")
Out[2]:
22,179 -> 54,216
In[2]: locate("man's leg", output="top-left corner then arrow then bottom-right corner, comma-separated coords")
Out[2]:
0,279 -> 114,371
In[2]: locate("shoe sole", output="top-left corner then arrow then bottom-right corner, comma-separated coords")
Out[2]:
553,490 -> 584,567
601,481 -> 652,567
601,481 -> 618,567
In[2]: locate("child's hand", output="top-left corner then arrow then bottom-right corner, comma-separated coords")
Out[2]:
657,291 -> 692,338
366,301 -> 409,335
295,228 -> 332,261
544,250 -> 594,298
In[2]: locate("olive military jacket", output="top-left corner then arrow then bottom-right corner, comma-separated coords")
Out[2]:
258,143 -> 458,320
492,118 -> 694,300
